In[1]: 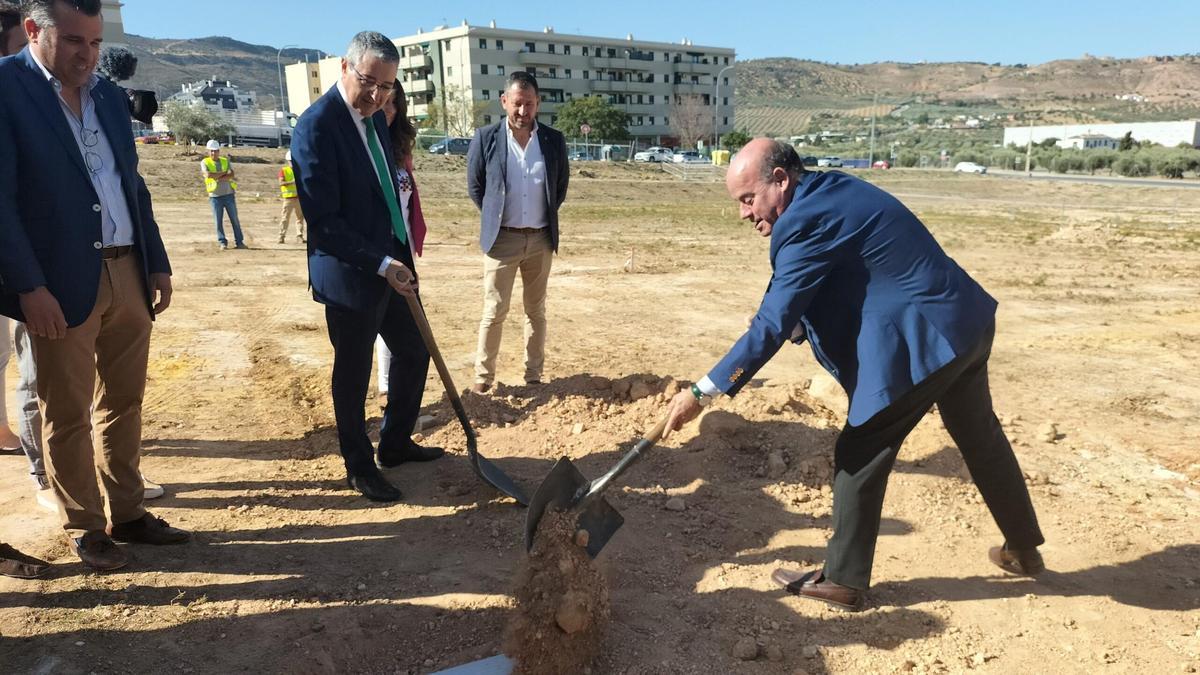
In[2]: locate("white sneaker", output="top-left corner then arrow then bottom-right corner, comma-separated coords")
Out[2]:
36,487 -> 57,512
142,473 -> 165,500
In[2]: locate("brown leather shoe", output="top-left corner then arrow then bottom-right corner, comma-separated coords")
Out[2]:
470,382 -> 492,394
109,513 -> 191,545
772,568 -> 864,611
70,531 -> 129,571
988,544 -> 1045,576
0,542 -> 51,579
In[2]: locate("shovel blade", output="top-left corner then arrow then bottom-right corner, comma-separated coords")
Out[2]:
466,435 -> 529,506
525,457 -> 624,559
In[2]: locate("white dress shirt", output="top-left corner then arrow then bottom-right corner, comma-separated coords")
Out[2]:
335,80 -> 413,275
501,122 -> 548,230
30,49 -> 134,248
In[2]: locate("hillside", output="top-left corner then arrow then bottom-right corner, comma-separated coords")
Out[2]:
121,34 -> 323,109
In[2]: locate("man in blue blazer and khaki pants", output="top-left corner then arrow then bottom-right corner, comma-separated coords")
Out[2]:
291,31 -> 443,503
466,71 -> 569,393
664,139 -> 1045,611
0,0 -> 189,571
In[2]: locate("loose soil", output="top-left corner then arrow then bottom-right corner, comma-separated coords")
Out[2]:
1,147 -> 1198,674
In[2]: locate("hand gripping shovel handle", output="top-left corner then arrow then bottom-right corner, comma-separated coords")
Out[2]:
576,415 -> 670,506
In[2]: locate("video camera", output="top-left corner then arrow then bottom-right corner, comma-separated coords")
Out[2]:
97,46 -> 158,125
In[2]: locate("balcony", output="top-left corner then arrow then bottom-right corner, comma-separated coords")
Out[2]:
516,49 -> 563,66
672,60 -> 717,75
588,79 -> 659,94
399,53 -> 431,71
671,83 -> 712,95
404,78 -> 434,94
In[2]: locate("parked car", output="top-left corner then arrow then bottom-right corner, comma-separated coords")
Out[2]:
954,161 -> 987,174
799,155 -> 820,167
672,151 -> 709,164
633,146 -> 673,163
816,156 -> 843,168
568,149 -> 593,161
428,137 -> 471,155
872,160 -> 890,169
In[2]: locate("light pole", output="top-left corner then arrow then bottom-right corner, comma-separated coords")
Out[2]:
713,64 -> 734,150
276,44 -> 299,148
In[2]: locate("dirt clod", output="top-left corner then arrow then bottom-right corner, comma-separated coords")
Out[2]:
733,637 -> 759,660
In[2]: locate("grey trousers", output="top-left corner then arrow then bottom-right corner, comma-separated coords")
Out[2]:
10,321 -> 43,480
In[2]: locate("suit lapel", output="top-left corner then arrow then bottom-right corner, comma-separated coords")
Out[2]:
15,49 -> 89,180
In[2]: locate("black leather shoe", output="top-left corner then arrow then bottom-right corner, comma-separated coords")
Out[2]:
378,441 -> 445,468
347,471 -> 402,502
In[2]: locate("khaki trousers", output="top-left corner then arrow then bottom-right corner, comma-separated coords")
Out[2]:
474,228 -> 553,385
278,198 -> 305,239
32,253 -> 151,538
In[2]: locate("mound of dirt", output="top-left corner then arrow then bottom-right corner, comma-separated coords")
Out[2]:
504,509 -> 610,675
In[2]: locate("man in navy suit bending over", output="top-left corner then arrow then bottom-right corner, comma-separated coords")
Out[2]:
290,31 -> 443,503
663,139 -> 1045,611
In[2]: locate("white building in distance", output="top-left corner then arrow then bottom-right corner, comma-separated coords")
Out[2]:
285,23 -> 736,143
1056,134 -> 1119,150
1004,120 -> 1200,148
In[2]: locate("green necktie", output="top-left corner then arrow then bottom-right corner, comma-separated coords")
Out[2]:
363,116 -> 407,244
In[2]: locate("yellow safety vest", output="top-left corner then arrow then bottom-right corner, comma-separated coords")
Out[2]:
279,165 -> 297,199
202,156 -> 237,194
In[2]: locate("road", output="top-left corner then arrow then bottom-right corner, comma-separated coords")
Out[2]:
986,168 -> 1200,189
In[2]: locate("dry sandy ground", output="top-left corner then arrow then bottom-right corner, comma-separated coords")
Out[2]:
1,147 -> 1198,674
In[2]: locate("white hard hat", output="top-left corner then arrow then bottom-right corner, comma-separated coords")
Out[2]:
205,139 -> 221,151
285,150 -> 292,162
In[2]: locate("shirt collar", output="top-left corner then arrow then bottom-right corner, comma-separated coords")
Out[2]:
505,117 -> 538,142
29,47 -> 100,94
336,78 -> 372,127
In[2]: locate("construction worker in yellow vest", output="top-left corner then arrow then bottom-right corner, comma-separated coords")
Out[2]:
201,139 -> 246,250
277,150 -> 305,244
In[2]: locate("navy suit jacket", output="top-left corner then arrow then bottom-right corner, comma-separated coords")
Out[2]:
466,120 -> 569,254
707,170 -> 998,426
0,48 -> 170,326
292,85 -> 406,312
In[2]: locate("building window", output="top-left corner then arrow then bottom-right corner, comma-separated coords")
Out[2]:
607,47 -> 616,57
524,41 -> 535,52
497,65 -> 505,75
663,52 -> 670,61
565,92 -> 573,100
582,46 -> 589,56
649,95 -> 655,104
548,43 -> 556,54
479,38 -> 487,49
723,96 -> 728,105
496,39 -> 503,50
636,94 -> 643,104
447,66 -> 453,76
312,86 -> 319,94
583,70 -> 589,79
691,75 -> 699,84
637,116 -> 644,126
723,116 -> 729,125
565,68 -> 572,78
551,114 -> 558,124
662,74 -> 669,83
664,116 -> 669,125
484,114 -> 493,124
480,64 -> 488,75
482,90 -> 490,100
564,45 -> 571,55
549,67 -> 557,78
649,116 -> 655,125
724,56 -> 730,65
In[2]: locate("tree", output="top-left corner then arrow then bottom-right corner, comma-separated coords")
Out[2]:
1118,131 -> 1135,151
554,96 -> 629,141
426,84 -> 488,137
161,102 -> 234,153
721,128 -> 752,151
669,94 -> 710,150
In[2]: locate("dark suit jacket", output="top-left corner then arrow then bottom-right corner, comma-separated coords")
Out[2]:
466,120 -> 569,254
0,48 -> 171,326
707,170 -> 998,426
291,85 -> 407,312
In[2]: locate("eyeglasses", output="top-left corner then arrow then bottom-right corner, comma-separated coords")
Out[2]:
81,127 -> 103,175
348,63 -> 394,94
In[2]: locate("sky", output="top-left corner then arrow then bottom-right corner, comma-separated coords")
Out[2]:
123,1 -> 1199,65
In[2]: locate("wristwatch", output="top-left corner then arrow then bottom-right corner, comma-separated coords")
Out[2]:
689,383 -> 713,408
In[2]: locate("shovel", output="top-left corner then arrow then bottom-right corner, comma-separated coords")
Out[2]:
524,415 -> 670,558
403,293 -> 529,506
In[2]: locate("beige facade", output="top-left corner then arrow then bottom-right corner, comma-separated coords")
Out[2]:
101,0 -> 125,43
286,24 -> 736,143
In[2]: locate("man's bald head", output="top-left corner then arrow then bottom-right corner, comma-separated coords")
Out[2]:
726,138 -> 806,237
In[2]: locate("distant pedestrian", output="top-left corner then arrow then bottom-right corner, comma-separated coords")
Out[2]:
277,149 -> 305,243
201,139 -> 246,250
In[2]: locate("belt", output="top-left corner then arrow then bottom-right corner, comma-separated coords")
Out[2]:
100,245 -> 133,260
499,226 -> 545,233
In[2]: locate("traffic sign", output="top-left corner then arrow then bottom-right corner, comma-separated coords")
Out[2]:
580,123 -> 591,135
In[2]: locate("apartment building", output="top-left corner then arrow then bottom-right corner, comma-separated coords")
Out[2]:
285,23 -> 736,144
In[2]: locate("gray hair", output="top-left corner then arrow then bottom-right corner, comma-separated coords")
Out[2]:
761,141 -> 805,181
345,31 -> 399,66
21,0 -> 101,27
